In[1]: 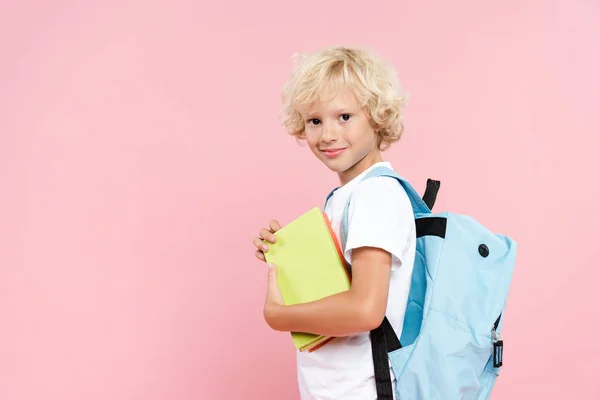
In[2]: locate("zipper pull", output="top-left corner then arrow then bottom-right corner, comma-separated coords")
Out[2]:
492,327 -> 503,368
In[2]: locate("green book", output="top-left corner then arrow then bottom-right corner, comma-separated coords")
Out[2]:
263,207 -> 351,352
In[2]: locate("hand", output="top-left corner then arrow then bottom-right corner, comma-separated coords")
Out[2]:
253,220 -> 281,262
264,263 -> 285,330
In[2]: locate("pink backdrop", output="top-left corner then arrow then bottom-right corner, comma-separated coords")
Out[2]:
1,1 -> 599,399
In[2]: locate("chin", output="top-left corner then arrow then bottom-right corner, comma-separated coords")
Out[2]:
320,157 -> 353,173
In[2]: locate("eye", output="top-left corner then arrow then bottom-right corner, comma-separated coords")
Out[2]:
339,114 -> 352,122
307,118 -> 321,126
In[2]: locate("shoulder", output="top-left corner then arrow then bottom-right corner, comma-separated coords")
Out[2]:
350,175 -> 412,214
344,174 -> 416,267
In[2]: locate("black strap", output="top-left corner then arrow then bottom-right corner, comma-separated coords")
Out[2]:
382,316 -> 401,352
370,317 -> 401,399
415,217 -> 447,239
422,178 -> 440,210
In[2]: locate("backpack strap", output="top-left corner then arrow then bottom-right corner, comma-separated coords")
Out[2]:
323,166 -> 440,398
370,320 -> 398,400
323,187 -> 338,211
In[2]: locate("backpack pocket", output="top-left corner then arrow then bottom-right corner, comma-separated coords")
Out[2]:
392,309 -> 495,400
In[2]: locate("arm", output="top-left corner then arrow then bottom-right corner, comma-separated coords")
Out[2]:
264,246 -> 392,337
262,176 -> 413,337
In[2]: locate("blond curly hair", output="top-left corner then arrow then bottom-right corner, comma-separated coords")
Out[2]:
279,45 -> 409,151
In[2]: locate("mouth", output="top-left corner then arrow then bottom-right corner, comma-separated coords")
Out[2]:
320,148 -> 347,158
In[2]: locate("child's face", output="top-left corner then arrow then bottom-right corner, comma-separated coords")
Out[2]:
299,86 -> 381,184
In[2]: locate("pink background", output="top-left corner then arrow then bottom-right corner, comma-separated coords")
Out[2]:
1,1 -> 599,399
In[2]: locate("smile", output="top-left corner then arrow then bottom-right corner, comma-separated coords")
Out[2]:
321,148 -> 346,158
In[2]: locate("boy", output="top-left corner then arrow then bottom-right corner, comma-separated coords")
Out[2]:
253,45 -> 416,400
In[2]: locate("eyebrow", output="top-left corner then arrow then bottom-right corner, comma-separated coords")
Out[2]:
332,108 -> 352,114
304,108 -> 353,118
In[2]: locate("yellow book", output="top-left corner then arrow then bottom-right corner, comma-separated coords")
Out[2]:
263,207 -> 351,352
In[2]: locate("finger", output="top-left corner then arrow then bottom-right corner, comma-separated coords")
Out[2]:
255,250 -> 266,262
253,236 -> 269,252
259,228 -> 277,244
269,220 -> 281,233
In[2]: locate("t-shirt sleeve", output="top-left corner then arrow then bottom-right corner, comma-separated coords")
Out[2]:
343,177 -> 415,270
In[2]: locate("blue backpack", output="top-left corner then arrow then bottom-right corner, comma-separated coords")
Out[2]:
325,166 -> 518,400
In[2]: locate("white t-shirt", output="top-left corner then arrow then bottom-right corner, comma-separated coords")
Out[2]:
297,162 -> 416,400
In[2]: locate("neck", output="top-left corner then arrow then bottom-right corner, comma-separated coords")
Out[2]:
338,149 -> 383,186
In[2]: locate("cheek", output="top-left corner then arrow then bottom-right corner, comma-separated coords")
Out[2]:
347,125 -> 371,145
355,124 -> 377,146
304,130 -> 320,147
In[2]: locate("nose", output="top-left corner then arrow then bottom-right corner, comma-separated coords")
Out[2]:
321,121 -> 339,144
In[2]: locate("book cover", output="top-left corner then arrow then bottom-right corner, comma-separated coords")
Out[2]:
263,207 -> 350,351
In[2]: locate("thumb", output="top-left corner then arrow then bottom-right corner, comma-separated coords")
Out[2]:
268,263 -> 278,286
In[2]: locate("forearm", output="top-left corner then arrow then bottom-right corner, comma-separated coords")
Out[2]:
265,290 -> 382,337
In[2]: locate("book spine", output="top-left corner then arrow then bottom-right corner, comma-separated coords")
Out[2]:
307,336 -> 335,353
322,212 -> 352,283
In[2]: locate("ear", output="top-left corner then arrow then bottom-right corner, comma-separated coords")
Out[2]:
372,125 -> 383,137
368,117 -> 381,132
